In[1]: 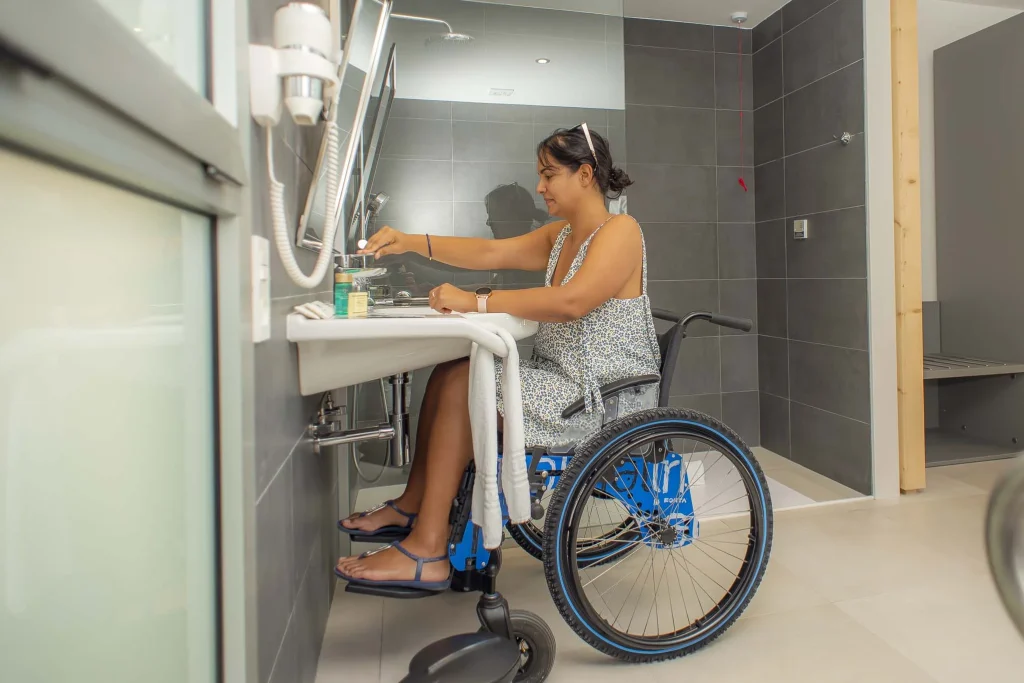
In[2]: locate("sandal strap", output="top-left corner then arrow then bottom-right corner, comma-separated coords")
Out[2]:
391,541 -> 448,582
384,500 -> 418,523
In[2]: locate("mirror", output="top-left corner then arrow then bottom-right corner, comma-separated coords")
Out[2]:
347,43 -> 398,247
297,0 -> 395,253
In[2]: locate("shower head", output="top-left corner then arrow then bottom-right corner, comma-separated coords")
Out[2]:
367,192 -> 390,216
391,12 -> 475,46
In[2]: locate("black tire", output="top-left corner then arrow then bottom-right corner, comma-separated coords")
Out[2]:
542,408 -> 773,663
510,610 -> 556,683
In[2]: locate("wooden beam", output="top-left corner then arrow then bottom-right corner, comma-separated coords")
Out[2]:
891,0 -> 927,492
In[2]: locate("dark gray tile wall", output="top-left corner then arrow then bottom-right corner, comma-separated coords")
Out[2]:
752,0 -> 870,493
249,2 -> 343,682
624,18 -> 759,446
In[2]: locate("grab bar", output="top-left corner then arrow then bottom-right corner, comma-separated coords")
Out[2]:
985,456 -> 1024,640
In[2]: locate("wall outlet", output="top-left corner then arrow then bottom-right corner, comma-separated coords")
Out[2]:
793,219 -> 809,240
251,235 -> 271,344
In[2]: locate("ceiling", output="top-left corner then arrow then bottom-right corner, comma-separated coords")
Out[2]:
469,0 -> 1024,27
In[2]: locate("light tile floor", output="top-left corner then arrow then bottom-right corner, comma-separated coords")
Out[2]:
318,456 -> 1024,683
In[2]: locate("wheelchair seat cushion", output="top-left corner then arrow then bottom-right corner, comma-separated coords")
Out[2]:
493,221 -> 661,448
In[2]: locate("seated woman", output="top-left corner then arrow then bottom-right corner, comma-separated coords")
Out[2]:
336,125 -> 660,590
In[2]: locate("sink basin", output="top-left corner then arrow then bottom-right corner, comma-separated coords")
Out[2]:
286,308 -> 539,395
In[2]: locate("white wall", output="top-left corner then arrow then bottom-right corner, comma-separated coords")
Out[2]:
919,0 -> 1020,301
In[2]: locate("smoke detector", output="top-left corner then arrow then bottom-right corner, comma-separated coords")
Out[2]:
731,11 -> 748,25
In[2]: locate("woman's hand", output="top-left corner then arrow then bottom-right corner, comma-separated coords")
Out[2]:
428,283 -> 477,315
358,225 -> 410,260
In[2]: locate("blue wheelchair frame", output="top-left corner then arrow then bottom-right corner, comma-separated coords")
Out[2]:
449,449 -> 698,575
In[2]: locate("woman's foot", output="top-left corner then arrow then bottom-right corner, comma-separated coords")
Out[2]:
336,536 -> 449,585
339,499 -> 417,534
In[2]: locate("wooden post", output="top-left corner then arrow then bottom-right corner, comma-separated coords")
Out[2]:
891,0 -> 927,492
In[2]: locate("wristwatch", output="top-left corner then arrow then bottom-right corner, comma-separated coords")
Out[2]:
475,287 -> 493,314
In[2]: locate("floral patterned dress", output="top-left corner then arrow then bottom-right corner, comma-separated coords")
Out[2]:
496,218 -> 661,447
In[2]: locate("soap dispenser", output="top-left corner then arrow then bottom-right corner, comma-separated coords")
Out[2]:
334,262 -> 352,317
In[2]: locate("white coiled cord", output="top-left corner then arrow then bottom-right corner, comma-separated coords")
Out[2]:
266,121 -> 341,289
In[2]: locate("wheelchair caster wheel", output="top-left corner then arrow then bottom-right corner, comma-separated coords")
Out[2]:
509,610 -> 556,683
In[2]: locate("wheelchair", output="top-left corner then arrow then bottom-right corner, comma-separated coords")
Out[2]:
350,310 -> 775,683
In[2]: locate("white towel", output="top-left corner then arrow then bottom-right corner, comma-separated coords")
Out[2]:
467,323 -> 531,549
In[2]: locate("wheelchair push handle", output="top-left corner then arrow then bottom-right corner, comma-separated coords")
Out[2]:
652,308 -> 753,334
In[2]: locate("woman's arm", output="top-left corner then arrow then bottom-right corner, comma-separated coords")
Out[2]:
430,216 -> 643,323
360,222 -> 564,272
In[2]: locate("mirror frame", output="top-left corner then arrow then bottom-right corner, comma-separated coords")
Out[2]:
295,0 -> 394,254
347,42 -> 397,247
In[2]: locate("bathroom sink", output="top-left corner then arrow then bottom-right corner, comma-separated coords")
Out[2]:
286,308 -> 538,395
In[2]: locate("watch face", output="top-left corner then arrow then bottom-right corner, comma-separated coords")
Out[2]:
475,287 -> 493,296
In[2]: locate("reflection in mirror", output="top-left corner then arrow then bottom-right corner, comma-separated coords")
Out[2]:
362,0 -> 626,299
299,0 -> 394,253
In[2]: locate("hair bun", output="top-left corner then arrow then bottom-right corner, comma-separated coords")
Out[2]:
606,166 -> 633,198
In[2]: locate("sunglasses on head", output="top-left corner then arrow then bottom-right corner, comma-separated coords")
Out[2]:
571,122 -> 598,168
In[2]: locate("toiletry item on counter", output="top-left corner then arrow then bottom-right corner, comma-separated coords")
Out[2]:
348,275 -> 369,317
334,269 -> 353,317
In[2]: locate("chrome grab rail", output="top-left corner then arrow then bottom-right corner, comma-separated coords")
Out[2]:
985,455 -> 1024,640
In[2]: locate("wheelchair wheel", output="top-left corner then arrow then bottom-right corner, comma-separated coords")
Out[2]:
542,408 -> 773,662
507,490 -> 641,569
509,609 -> 556,683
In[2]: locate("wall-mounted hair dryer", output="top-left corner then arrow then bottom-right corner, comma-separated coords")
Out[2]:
249,1 -> 343,289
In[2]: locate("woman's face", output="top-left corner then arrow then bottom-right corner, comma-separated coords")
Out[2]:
536,152 -> 590,218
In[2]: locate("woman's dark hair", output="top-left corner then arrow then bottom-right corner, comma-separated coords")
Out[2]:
536,126 -> 633,199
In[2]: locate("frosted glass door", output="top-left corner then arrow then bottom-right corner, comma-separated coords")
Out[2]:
0,148 -> 218,683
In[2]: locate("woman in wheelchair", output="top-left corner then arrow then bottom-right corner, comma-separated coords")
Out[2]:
336,124 -> 662,590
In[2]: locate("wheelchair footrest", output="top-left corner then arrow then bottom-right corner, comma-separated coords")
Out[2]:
344,583 -> 444,600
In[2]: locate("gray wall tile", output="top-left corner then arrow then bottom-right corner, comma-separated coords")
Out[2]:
715,26 -> 752,54
783,0 -> 864,94
625,46 -> 716,108
377,200 -> 454,236
754,98 -> 784,165
626,105 -> 717,165
789,341 -> 871,422
624,18 -> 714,50
256,461 -> 294,683
753,38 -> 783,109
673,336 -> 722,396
756,220 -> 787,278
627,164 -> 718,223
717,109 -> 755,167
268,612 -> 298,683
453,121 -> 535,162
759,334 -> 790,398
454,202 -> 491,239
786,207 -> 867,278
391,98 -> 452,120
784,61 -> 865,156
719,223 -> 756,279
381,117 -> 453,160
644,223 -> 719,281
718,167 -> 755,222
373,159 -> 453,202
759,392 -> 791,457
291,443 -> 330,594
648,280 -> 720,338
785,134 -> 865,216
787,278 -> 868,350
757,278 -> 788,338
715,53 -> 754,111
670,393 -> 723,420
722,335 -> 759,392
720,279 -> 759,334
533,106 -> 609,127
755,160 -> 785,221
753,10 -> 782,53
723,391 -> 761,445
790,401 -> 872,494
452,161 -> 540,203
782,0 -> 840,32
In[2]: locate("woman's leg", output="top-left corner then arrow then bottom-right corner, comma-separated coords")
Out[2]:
340,360 -> 456,532
337,359 -> 474,583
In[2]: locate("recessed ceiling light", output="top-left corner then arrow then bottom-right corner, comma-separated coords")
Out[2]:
536,58 -> 550,64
